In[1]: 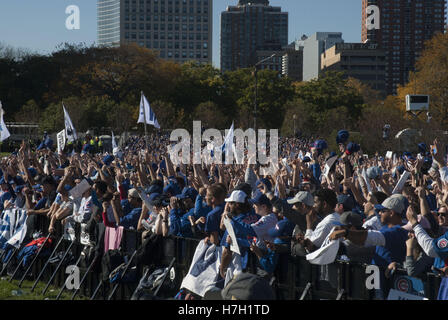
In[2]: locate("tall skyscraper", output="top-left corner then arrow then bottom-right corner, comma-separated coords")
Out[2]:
97,0 -> 213,64
220,0 -> 288,72
362,0 -> 446,95
302,32 -> 344,81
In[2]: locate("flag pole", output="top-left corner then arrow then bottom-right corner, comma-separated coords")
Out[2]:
141,91 -> 148,148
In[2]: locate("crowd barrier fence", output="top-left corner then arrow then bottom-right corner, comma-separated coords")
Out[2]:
3,219 -> 443,300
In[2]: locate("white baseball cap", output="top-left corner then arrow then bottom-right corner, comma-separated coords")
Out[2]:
225,190 -> 247,204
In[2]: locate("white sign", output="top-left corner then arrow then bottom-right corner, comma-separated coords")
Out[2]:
387,289 -> 428,300
57,130 -> 66,154
69,179 -> 91,200
223,217 -> 240,255
392,171 -> 411,194
386,151 -> 393,159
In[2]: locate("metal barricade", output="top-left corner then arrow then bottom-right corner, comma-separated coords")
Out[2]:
8,227 -> 444,300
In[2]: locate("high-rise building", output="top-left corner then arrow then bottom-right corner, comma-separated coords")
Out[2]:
302,32 -> 344,81
97,0 -> 213,64
220,0 -> 288,72
321,42 -> 386,95
282,37 -> 306,81
362,0 -> 446,95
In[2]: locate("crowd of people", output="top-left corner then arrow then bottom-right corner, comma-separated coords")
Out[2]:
0,128 -> 448,300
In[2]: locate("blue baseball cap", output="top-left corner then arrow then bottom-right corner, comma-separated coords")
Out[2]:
32,184 -> 43,192
102,155 -> 115,166
336,130 -> 349,144
252,192 -> 271,207
345,142 -> 360,155
177,187 -> 198,201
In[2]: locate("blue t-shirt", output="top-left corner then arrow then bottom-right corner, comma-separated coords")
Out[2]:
193,195 -> 212,220
119,199 -> 141,229
372,225 -> 408,267
220,211 -> 260,249
204,203 -> 224,235
170,208 -> 194,238
432,231 -> 448,269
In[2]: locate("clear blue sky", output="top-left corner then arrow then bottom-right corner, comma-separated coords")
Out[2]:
0,0 -> 362,67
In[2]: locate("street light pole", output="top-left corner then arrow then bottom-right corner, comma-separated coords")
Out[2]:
253,54 -> 276,132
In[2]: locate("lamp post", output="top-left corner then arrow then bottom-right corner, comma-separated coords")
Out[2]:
293,114 -> 297,137
253,54 -> 276,132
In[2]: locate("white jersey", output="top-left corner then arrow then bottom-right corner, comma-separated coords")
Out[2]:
251,213 -> 278,248
305,212 -> 340,248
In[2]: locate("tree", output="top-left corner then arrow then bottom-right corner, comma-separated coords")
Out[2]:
292,72 -> 365,134
397,32 -> 448,127
193,101 -> 228,129
14,100 -> 41,123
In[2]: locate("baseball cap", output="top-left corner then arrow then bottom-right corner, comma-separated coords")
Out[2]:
203,273 -> 275,300
336,130 -> 349,144
177,187 -> 198,202
251,193 -> 271,206
148,193 -> 168,207
287,191 -> 314,206
337,194 -> 355,211
225,190 -> 247,204
339,211 -> 363,229
128,188 -> 140,199
375,194 -> 408,217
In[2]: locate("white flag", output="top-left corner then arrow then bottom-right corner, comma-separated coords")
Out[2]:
57,129 -> 66,154
0,102 -> 11,142
111,131 -> 118,149
138,93 -> 160,129
222,121 -> 234,163
63,103 -> 78,142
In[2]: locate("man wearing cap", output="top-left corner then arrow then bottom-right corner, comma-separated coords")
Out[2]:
330,194 -> 409,268
337,211 -> 376,264
223,192 -> 277,250
219,190 -> 259,277
111,188 -> 142,229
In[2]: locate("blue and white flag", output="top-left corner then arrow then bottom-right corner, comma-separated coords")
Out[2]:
0,208 -> 27,249
222,121 -> 234,162
0,101 -> 11,142
6,209 -> 27,249
63,103 -> 78,142
111,131 -> 118,149
138,93 -> 160,129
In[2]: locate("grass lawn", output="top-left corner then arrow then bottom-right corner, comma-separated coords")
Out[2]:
0,277 -> 89,300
